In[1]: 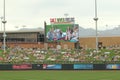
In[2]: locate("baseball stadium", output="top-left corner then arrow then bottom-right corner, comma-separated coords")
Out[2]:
0,17 -> 120,80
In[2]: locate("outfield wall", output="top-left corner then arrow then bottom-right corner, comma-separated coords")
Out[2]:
0,64 -> 120,70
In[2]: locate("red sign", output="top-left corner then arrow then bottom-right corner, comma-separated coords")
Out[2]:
13,64 -> 32,69
50,18 -> 74,24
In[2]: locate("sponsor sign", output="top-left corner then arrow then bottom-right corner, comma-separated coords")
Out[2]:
74,64 -> 93,69
12,64 -> 32,70
50,18 -> 74,24
43,64 -> 62,69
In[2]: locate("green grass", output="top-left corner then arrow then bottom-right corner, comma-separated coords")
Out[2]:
0,70 -> 120,80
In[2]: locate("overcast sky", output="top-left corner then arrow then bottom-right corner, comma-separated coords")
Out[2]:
0,0 -> 120,31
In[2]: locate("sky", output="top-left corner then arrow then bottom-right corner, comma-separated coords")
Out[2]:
0,0 -> 120,31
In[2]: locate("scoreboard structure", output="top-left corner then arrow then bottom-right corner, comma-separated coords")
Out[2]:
45,17 -> 79,44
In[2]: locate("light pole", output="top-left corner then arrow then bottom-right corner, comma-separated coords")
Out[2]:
0,16 -> 3,31
93,0 -> 99,51
2,0 -> 7,53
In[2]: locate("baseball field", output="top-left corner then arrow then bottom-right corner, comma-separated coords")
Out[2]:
0,70 -> 120,80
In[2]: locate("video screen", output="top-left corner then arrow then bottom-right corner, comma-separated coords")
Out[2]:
74,64 -> 93,69
106,64 -> 120,69
45,24 -> 79,43
43,64 -> 62,69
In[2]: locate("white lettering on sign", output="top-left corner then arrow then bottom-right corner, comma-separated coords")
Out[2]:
50,18 -> 74,24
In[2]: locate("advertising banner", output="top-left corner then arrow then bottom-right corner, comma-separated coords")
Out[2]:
12,64 -> 32,70
50,18 -> 74,24
43,64 -> 62,69
106,64 -> 120,69
74,64 -> 93,69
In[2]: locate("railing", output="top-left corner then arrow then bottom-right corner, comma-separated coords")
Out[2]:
0,61 -> 120,64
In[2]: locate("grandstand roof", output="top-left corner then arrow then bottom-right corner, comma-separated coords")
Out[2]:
0,28 -> 44,34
